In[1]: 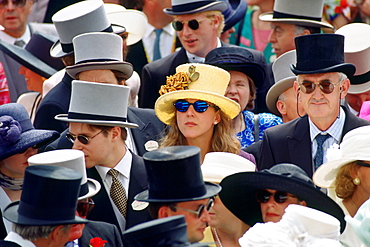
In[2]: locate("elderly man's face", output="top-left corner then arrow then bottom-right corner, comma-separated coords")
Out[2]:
174,12 -> 220,58
0,0 -> 33,37
268,22 -> 303,58
346,90 -> 370,113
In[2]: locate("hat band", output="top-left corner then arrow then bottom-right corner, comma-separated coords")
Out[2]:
295,60 -> 345,71
79,182 -> 89,198
149,184 -> 207,200
171,1 -> 215,13
350,70 -> 370,85
60,25 -> 113,53
18,201 -> 75,221
75,58 -> 119,65
19,118 -> 34,132
273,11 -> 321,22
68,112 -> 127,122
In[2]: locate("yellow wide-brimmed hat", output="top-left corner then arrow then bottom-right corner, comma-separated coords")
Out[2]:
155,63 -> 240,125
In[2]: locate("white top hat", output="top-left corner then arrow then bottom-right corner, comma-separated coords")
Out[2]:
104,3 -> 147,46
266,50 -> 297,116
259,0 -> 333,29
313,125 -> 370,188
65,32 -> 133,79
28,149 -> 101,200
336,23 -> 370,94
55,80 -> 139,128
201,152 -> 255,183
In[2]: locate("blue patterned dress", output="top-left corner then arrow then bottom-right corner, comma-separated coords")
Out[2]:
236,110 -> 283,149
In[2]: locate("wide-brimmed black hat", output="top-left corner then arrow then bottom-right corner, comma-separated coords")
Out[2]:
290,34 -> 356,77
205,46 -> 266,89
123,215 -> 209,246
221,0 -> 247,32
4,165 -> 88,226
0,32 -> 64,78
164,0 -> 227,15
219,163 -> 346,233
135,146 -> 221,203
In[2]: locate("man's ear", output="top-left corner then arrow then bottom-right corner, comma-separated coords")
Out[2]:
51,225 -> 66,241
276,100 -> 287,116
110,126 -> 121,141
158,206 -> 170,218
299,200 -> 307,207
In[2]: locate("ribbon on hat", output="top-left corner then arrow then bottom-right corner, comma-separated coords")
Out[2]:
67,112 -> 127,122
272,11 -> 322,22
0,116 -> 22,146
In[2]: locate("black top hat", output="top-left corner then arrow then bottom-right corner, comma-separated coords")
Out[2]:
123,215 -> 209,246
4,165 -> 88,226
205,46 -> 266,88
221,0 -> 247,32
290,34 -> 356,77
135,146 -> 221,203
219,163 -> 346,233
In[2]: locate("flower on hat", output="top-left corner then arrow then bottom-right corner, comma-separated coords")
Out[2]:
325,143 -> 341,163
89,237 -> 108,247
0,115 -> 22,146
159,65 -> 199,95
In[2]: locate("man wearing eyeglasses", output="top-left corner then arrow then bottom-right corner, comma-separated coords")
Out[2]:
139,0 -> 267,109
134,146 -> 221,243
258,34 -> 370,178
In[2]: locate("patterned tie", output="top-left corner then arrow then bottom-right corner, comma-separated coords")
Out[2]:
313,134 -> 330,170
108,169 -> 128,218
153,29 -> 163,61
14,40 -> 25,47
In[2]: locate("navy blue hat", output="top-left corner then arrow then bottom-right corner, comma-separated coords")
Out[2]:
221,0 -> 247,32
123,215 -> 209,246
219,163 -> 346,233
205,46 -> 266,88
0,103 -> 59,160
290,34 -> 356,77
135,146 -> 221,203
4,165 -> 88,225
164,0 -> 227,15
0,32 -> 64,78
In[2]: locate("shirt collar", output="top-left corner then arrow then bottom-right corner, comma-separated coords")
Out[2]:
186,38 -> 221,63
0,25 -> 31,45
96,149 -> 132,181
5,231 -> 36,247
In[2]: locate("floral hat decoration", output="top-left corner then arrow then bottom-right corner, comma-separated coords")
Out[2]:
155,63 -> 240,124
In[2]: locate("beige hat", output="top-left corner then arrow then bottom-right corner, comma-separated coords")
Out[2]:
155,63 -> 240,124
313,125 -> 370,188
201,152 -> 255,183
336,23 -> 370,94
266,50 -> 297,116
259,0 -> 333,29
104,3 -> 147,46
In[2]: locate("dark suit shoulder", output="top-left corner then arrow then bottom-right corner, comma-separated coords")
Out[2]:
0,241 -> 21,247
80,221 -> 123,247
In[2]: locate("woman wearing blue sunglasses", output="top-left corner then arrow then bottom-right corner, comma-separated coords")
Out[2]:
155,63 -> 255,164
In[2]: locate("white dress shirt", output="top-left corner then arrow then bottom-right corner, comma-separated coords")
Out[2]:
5,231 -> 36,247
0,26 -> 31,46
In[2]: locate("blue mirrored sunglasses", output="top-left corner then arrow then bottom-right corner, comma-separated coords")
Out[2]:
174,100 -> 212,113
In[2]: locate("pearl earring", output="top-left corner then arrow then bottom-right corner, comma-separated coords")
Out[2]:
353,178 -> 361,185
214,121 -> 218,125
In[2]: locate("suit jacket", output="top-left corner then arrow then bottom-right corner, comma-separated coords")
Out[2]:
0,241 -> 20,247
86,152 -> 150,232
33,72 -> 72,132
258,106 -> 370,177
79,221 -> 123,247
0,211 -> 6,240
139,43 -> 269,109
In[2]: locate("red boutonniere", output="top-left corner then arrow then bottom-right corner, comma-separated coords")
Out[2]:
89,237 -> 108,247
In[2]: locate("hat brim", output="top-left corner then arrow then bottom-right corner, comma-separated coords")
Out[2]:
155,90 -> 240,125
164,2 -> 227,15
55,114 -> 139,129
259,12 -> 334,29
219,172 -> 346,233
4,201 -> 88,225
265,76 -> 296,116
0,41 -> 57,78
348,80 -> 370,94
134,182 -> 221,203
223,0 -> 248,32
78,178 -> 101,200
66,62 -> 134,79
290,63 -> 356,77
0,129 -> 59,160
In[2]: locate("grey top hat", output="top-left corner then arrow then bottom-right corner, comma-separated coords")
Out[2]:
164,0 -> 227,15
66,32 -> 133,79
266,50 -> 297,116
50,0 -> 117,58
55,80 -> 138,128
28,149 -> 101,200
259,0 -> 333,29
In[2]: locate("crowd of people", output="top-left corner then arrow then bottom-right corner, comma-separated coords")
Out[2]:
1,0 -> 370,246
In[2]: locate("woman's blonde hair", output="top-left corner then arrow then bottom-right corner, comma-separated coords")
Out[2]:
160,110 -> 240,154
335,161 -> 360,199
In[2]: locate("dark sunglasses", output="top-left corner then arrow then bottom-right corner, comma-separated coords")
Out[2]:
0,0 -> 26,8
255,190 -> 297,204
171,198 -> 214,218
66,129 -> 105,145
172,18 -> 207,31
77,198 -> 95,217
357,161 -> 370,168
299,80 -> 341,94
174,100 -> 214,113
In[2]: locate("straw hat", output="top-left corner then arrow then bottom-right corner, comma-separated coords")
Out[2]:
155,63 -> 240,125
164,0 -> 227,15
313,125 -> 370,188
